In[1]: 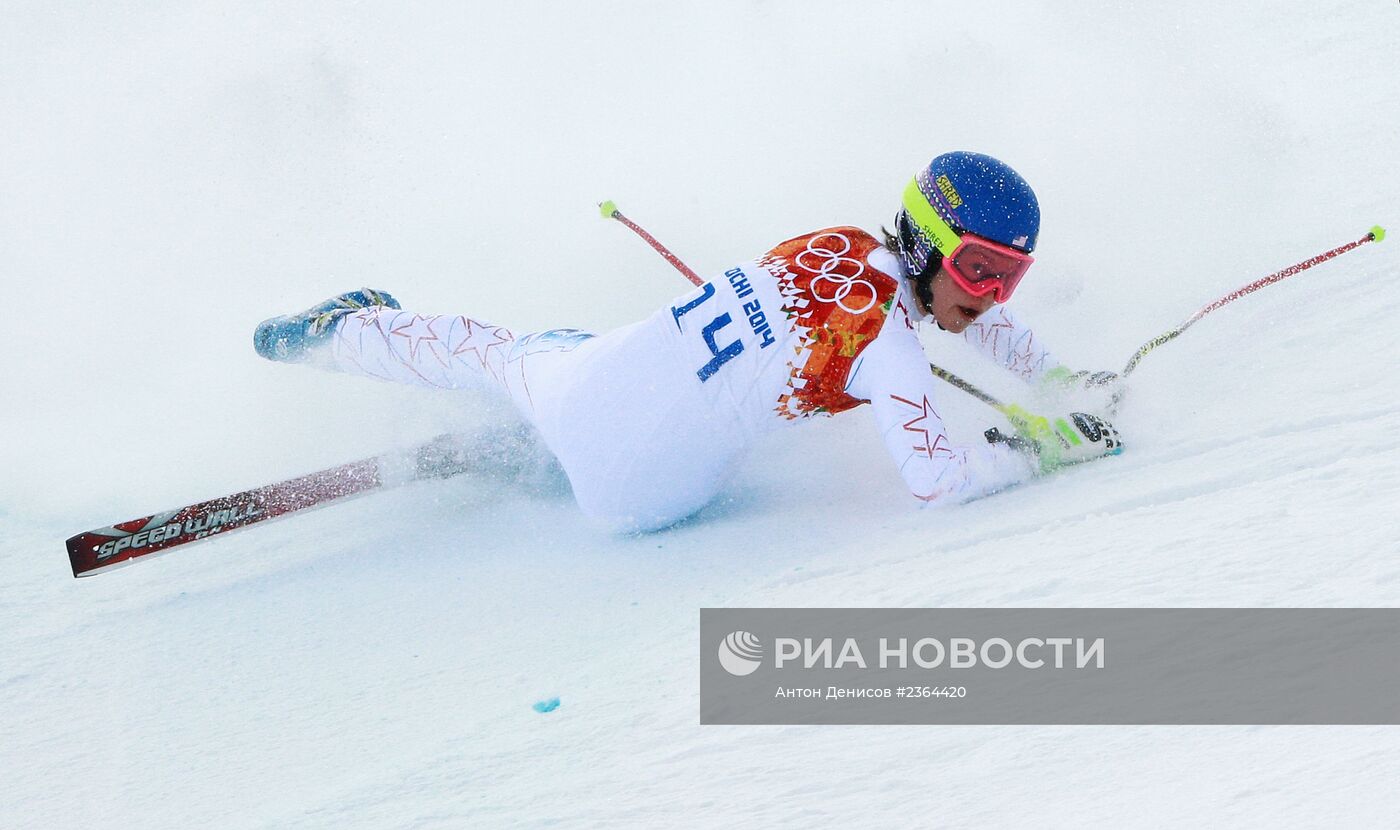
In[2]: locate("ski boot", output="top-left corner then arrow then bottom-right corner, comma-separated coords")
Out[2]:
254,288 -> 400,362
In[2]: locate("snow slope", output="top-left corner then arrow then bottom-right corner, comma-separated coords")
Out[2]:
2,1 -> 1398,827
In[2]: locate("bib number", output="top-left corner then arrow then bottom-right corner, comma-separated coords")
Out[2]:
671,283 -> 743,383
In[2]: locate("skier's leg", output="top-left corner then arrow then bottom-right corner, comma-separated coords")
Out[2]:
255,288 -> 543,395
520,314 -> 747,532
328,306 -> 523,392
313,302 -> 722,531
257,291 -> 744,531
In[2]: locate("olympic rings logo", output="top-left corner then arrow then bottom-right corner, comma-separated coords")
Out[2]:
796,233 -> 877,315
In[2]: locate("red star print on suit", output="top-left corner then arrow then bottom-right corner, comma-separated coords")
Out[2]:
450,316 -> 514,381
890,393 -> 955,460
966,315 -> 1015,360
389,314 -> 442,362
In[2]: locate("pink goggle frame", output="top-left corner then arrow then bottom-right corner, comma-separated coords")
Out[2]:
942,234 -> 1035,303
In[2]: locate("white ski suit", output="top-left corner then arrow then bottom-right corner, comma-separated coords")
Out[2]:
323,227 -> 1059,531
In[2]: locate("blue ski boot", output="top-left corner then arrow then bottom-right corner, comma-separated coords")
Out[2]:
254,288 -> 400,362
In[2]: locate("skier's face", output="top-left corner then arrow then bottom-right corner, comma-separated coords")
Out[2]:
929,266 -> 998,332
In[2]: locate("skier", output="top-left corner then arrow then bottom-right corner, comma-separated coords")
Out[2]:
254,151 -> 1122,532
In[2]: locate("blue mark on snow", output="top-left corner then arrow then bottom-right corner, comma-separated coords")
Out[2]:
532,697 -> 561,713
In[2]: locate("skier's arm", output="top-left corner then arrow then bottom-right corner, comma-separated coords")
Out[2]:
960,304 -> 1059,384
961,305 -> 1120,392
847,308 -> 1032,504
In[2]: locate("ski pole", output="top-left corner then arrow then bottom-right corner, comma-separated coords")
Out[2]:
599,200 -> 704,286
928,362 -> 1007,412
598,199 -> 1009,414
1119,226 -> 1384,378
1108,226 -> 1384,414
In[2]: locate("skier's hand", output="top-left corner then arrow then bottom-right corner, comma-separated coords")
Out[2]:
989,404 -> 1123,473
1041,366 -> 1120,393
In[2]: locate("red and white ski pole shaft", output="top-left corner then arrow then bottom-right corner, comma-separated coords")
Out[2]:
1119,226 -> 1386,378
598,200 -> 704,286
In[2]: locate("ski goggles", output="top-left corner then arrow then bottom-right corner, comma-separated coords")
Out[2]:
902,179 -> 1034,303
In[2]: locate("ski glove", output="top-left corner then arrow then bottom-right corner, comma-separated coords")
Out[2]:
988,404 -> 1123,474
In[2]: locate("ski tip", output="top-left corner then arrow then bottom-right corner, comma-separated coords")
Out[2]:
1369,225 -> 1385,243
598,200 -> 618,219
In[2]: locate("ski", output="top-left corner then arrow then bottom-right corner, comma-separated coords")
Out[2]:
65,433 -> 474,578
